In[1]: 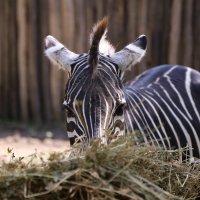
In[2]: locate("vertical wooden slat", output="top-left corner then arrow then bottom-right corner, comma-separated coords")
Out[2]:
138,0 -> 147,35
96,0 -> 104,20
137,0 -> 148,71
61,0 -> 75,50
183,0 -> 193,66
161,0 -> 172,64
145,0 -> 157,68
38,0 -> 52,122
127,0 -> 138,43
0,0 -> 4,118
193,0 -> 200,68
74,0 -> 86,52
168,0 -> 182,64
125,0 -> 139,79
108,0 -> 125,49
150,0 -> 164,65
82,0 -> 88,50
27,0 -> 41,122
10,0 -> 19,120
17,0 -> 28,121
73,0 -> 80,52
60,0 -> 75,100
73,0 -> 87,52
3,1 -> 9,118
85,0 -> 94,50
49,0 -> 62,121
7,0 -> 12,118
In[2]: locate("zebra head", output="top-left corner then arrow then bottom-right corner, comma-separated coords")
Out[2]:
44,17 -> 147,145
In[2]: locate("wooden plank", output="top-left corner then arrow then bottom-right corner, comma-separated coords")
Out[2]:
61,0 -> 75,50
161,0 -> 172,64
168,0 -> 182,64
193,0 -> 200,69
73,0 -> 87,52
17,0 -> 28,121
27,0 -> 41,122
0,0 -> 4,118
85,0 -> 94,50
183,0 -> 193,66
49,0 -> 62,121
127,0 -> 138,43
125,0 -> 140,79
38,0 -> 52,122
108,0 -> 124,50
10,0 -> 19,120
137,0 -> 147,72
145,0 -> 157,68
60,0 -> 75,99
3,1 -> 9,118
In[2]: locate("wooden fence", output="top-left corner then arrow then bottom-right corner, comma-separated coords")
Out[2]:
0,0 -> 200,123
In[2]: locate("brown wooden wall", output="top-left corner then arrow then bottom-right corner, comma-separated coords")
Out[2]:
0,0 -> 200,123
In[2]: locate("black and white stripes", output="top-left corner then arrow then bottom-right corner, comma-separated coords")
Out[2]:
62,55 -> 125,145
44,18 -> 200,160
125,65 -> 200,159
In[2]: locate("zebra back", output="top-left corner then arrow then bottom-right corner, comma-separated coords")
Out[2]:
125,64 -> 200,160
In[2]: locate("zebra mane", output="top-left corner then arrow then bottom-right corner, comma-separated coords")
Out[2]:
89,17 -> 115,78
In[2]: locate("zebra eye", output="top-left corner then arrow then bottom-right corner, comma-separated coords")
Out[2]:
65,106 -> 77,119
114,103 -> 125,116
64,105 -> 73,113
63,102 -> 74,113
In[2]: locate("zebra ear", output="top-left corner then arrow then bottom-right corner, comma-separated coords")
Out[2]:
111,35 -> 147,71
44,35 -> 79,72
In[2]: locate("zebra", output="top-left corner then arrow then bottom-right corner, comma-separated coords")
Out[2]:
44,17 -> 200,161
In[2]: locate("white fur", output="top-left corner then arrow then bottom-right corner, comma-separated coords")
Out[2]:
126,44 -> 145,55
138,34 -> 146,38
44,35 -> 78,71
99,39 -> 115,56
111,35 -> 147,71
63,100 -> 68,106
90,25 -> 115,56
45,42 -> 64,65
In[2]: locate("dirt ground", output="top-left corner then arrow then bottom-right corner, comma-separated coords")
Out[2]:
0,124 -> 70,161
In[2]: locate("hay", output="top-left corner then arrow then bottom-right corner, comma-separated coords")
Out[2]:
0,136 -> 200,200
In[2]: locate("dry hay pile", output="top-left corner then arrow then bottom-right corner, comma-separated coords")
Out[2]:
0,136 -> 200,200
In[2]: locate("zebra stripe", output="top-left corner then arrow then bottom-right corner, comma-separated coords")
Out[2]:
125,65 -> 200,159
163,66 -> 193,120
185,68 -> 200,123
45,21 -> 200,160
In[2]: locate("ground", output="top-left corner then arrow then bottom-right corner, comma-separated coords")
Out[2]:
0,123 -> 70,161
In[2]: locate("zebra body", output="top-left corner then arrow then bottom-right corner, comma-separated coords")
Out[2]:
44,17 -> 200,160
125,65 -> 200,158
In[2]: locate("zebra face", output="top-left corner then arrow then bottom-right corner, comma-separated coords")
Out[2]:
44,17 -> 147,145
62,55 -> 127,144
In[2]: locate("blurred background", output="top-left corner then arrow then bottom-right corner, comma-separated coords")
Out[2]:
0,0 -> 200,125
